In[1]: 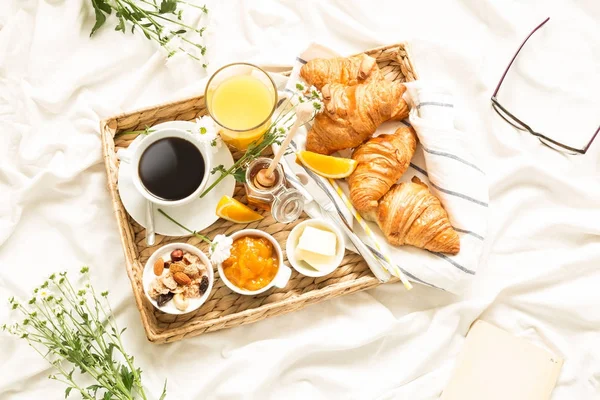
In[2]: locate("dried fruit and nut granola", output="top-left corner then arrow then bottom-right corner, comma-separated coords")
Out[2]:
148,248 -> 210,312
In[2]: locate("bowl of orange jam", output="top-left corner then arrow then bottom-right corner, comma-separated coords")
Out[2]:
217,229 -> 292,295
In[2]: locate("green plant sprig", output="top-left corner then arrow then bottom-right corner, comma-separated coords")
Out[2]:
91,0 -> 208,66
114,126 -> 154,138
157,208 -> 211,244
200,86 -> 323,197
2,268 -> 167,400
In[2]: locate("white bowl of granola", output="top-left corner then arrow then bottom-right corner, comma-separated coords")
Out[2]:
143,243 -> 214,315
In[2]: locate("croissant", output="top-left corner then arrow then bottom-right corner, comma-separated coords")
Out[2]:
348,126 -> 418,219
306,81 -> 410,155
300,54 -> 383,90
376,177 -> 460,255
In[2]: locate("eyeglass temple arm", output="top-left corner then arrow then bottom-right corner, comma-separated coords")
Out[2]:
492,17 -> 550,98
583,126 -> 600,153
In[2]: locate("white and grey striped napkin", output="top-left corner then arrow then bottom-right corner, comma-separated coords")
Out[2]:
400,82 -> 489,292
274,45 -> 489,294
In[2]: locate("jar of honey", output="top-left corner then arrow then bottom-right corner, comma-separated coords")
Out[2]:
244,157 -> 304,223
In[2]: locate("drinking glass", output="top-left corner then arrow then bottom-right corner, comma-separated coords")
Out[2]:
205,63 -> 278,150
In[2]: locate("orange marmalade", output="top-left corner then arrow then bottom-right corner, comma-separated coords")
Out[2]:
222,236 -> 279,291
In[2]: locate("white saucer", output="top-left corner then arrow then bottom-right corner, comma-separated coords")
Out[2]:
117,120 -> 235,237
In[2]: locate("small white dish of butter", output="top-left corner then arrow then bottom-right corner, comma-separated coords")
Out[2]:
286,219 -> 345,277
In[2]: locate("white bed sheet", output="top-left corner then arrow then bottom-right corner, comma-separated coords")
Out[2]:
1,0 -> 599,399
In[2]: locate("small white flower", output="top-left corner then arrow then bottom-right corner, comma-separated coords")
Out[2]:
275,120 -> 291,135
209,234 -> 233,265
194,115 -> 217,136
312,98 -> 324,113
209,136 -> 223,152
193,116 -> 221,153
40,291 -> 48,298
308,85 -> 322,100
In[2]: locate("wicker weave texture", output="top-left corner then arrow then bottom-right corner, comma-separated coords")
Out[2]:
101,43 -> 418,343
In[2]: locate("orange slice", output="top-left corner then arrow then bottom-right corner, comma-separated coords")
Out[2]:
216,196 -> 264,223
296,151 -> 357,179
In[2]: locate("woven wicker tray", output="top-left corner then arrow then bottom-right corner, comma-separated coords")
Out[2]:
101,43 -> 418,343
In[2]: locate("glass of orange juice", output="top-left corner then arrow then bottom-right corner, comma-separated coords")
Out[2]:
205,63 -> 278,150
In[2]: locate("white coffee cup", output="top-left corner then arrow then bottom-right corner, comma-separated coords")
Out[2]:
217,229 -> 292,296
118,128 -> 212,207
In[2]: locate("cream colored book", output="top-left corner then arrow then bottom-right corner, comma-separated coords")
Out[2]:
441,320 -> 563,400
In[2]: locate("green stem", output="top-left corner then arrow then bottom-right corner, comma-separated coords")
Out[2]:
10,274 -> 153,400
22,305 -> 127,400
77,287 -> 129,394
181,36 -> 206,54
146,9 -> 205,34
179,1 -> 208,12
130,0 -> 205,38
199,93 -> 302,196
59,282 -> 128,392
114,128 -> 153,138
200,162 -> 242,197
48,281 -> 131,399
104,299 -> 149,400
26,339 -> 95,400
157,209 -> 212,244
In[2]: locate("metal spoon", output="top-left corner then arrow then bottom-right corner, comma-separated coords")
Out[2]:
145,201 -> 156,246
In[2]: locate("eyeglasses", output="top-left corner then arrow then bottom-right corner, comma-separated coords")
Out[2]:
491,17 -> 600,155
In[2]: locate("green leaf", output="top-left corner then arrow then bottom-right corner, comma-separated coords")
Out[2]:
233,169 -> 246,183
210,165 -> 227,175
64,387 -> 72,398
131,11 -> 144,21
90,1 -> 106,37
96,0 -> 111,14
103,392 -> 111,400
159,0 -> 178,14
106,343 -> 116,364
174,29 -> 186,35
159,379 -> 168,400
86,385 -> 101,397
115,16 -> 126,33
120,365 -> 135,392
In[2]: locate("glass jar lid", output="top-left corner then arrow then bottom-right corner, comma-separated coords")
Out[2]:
271,187 -> 304,223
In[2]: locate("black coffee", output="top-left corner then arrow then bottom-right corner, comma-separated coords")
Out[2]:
138,137 -> 205,201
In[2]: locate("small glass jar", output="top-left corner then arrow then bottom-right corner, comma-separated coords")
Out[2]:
244,157 -> 304,223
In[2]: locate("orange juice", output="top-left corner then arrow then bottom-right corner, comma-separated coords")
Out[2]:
210,75 -> 275,150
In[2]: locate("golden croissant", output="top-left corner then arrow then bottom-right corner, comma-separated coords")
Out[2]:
300,54 -> 383,90
348,126 -> 418,219
306,80 -> 410,155
376,177 -> 460,255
